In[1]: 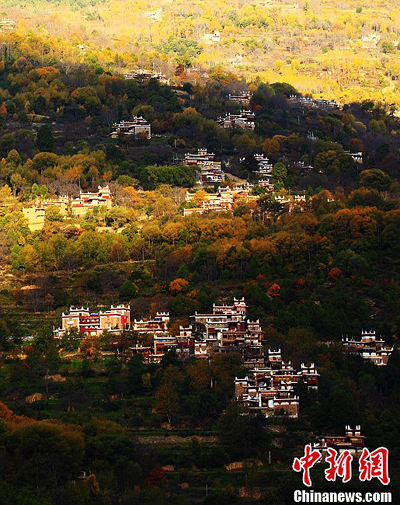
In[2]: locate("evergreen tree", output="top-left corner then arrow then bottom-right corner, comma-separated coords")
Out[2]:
119,280 -> 138,301
176,262 -> 190,279
36,124 -> 54,152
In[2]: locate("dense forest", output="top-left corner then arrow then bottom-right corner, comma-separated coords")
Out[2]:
0,1 -> 399,504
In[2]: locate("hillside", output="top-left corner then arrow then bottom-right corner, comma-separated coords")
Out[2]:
1,0 -> 400,106
0,3 -> 399,504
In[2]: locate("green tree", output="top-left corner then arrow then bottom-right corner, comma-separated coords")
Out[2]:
31,183 -> 40,197
272,162 -> 287,191
36,125 -> 54,152
45,206 -> 63,222
119,280 -> 138,301
176,262 -> 190,279
233,133 -> 257,155
7,149 -> 21,166
359,169 -> 391,191
60,329 -> 80,351
154,383 -> 180,424
13,422 -> 84,488
381,40 -> 395,53
10,173 -> 22,197
218,402 -> 270,460
40,184 -> 49,197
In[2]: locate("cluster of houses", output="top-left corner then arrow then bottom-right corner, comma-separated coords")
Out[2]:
128,298 -> 267,362
52,304 -> 394,424
72,186 -> 113,214
217,110 -> 255,130
23,186 -> 113,231
254,153 -> 274,189
235,350 -> 319,418
292,160 -> 315,172
54,298 -> 267,363
228,91 -> 252,107
313,425 -> 367,459
54,305 -> 131,339
202,31 -> 221,43
272,194 -> 309,212
53,299 -> 319,419
361,33 -> 381,49
182,182 -> 311,216
345,151 -> 363,164
144,8 -> 163,21
289,95 -> 339,109
0,18 -> 16,32
123,69 -> 169,85
183,148 -> 225,184
110,117 -> 151,139
342,330 -> 393,366
183,184 -> 258,215
191,297 -> 264,353
291,151 -> 362,175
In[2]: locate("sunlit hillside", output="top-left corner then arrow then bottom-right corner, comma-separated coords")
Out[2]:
1,0 -> 400,105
